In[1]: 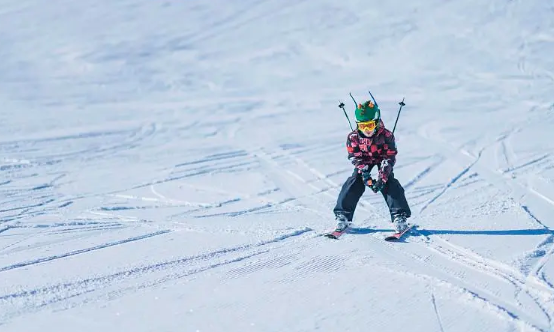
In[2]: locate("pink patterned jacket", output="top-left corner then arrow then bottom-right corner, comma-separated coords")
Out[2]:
346,120 -> 397,182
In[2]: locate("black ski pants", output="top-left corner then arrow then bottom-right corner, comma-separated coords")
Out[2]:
333,168 -> 411,222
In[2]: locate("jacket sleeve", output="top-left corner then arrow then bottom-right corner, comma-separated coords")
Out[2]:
379,131 -> 397,181
346,132 -> 365,169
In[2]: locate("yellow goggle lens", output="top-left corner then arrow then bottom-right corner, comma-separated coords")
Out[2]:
358,120 -> 376,131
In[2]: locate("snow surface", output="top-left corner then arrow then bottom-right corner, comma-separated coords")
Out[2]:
1,0 -> 554,331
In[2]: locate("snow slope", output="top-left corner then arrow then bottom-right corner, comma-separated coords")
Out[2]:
1,0 -> 554,331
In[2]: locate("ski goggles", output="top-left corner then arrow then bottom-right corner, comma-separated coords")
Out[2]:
357,120 -> 377,132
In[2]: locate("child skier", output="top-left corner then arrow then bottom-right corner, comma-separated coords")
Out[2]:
333,99 -> 411,233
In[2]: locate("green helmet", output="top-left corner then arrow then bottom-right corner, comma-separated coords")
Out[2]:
355,100 -> 380,122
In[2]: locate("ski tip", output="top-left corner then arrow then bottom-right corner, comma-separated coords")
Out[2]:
323,232 -> 341,239
384,224 -> 415,241
323,228 -> 348,239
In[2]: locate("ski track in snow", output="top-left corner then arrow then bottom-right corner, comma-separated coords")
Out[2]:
342,226 -> 552,332
399,133 -> 554,330
431,293 -> 446,332
0,227 -> 313,321
420,231 -> 553,326
384,265 -> 547,332
0,230 -> 171,273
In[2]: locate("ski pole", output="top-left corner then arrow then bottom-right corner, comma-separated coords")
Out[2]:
338,101 -> 354,131
392,98 -> 406,134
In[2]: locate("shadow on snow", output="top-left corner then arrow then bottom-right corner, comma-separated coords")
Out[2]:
348,227 -> 553,236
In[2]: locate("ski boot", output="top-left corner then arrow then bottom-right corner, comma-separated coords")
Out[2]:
324,214 -> 352,239
392,213 -> 409,234
334,213 -> 351,232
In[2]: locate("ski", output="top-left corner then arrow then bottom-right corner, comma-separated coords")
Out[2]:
323,226 -> 349,239
384,224 -> 415,241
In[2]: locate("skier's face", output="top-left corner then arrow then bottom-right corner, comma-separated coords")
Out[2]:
358,120 -> 377,137
362,128 -> 376,137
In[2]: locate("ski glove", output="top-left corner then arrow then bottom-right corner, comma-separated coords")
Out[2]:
361,166 -> 384,192
370,177 -> 385,193
361,167 -> 373,187
362,173 -> 385,193
350,157 -> 367,168
378,159 -> 393,183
